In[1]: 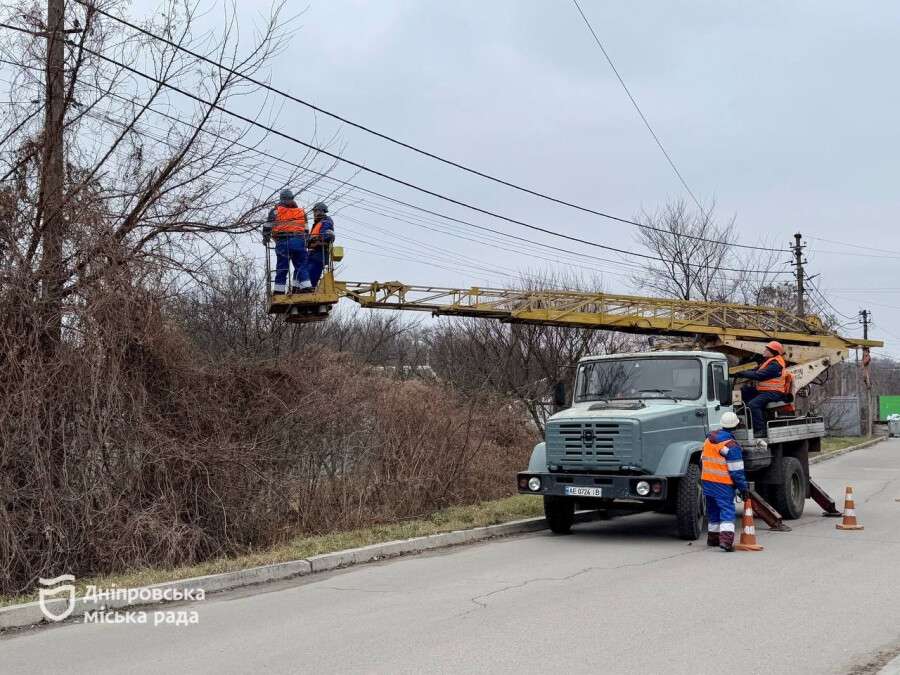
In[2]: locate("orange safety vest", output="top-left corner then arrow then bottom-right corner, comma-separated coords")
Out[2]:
701,438 -> 733,485
272,205 -> 307,236
310,220 -> 324,237
756,355 -> 788,393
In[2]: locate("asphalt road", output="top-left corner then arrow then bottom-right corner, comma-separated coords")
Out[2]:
4,440 -> 900,675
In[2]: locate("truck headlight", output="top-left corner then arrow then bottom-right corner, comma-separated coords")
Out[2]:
527,477 -> 542,492
636,480 -> 651,496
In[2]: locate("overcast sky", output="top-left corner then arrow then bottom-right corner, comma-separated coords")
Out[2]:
131,0 -> 900,356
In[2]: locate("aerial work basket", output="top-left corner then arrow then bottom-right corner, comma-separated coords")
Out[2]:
265,242 -> 345,323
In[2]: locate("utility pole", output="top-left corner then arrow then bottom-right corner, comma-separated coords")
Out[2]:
791,232 -> 806,317
859,309 -> 873,437
39,0 -> 67,346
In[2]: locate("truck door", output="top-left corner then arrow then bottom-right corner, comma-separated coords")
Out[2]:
706,362 -> 727,430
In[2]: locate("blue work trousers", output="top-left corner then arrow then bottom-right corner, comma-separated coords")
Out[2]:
703,482 -> 736,533
741,385 -> 787,436
274,236 -> 309,292
307,248 -> 328,289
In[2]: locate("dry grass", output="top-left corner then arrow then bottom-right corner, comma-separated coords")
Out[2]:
0,494 -> 543,608
0,283 -> 536,597
821,436 -> 868,453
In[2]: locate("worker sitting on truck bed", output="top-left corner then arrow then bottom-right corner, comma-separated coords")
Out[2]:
264,189 -> 312,294
701,411 -> 750,552
740,340 -> 789,438
307,202 -> 335,289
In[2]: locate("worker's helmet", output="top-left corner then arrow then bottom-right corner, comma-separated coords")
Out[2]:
312,202 -> 328,214
766,340 -> 785,355
720,411 -> 741,429
279,188 -> 295,202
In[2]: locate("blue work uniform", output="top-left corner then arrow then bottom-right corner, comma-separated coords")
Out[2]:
700,429 -> 749,535
307,215 -> 335,289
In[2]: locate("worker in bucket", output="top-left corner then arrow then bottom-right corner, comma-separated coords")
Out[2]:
701,411 -> 750,552
739,340 -> 789,438
307,202 -> 335,289
263,189 -> 312,294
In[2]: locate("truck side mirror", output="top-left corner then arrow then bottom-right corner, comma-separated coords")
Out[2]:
719,378 -> 733,406
553,381 -> 568,410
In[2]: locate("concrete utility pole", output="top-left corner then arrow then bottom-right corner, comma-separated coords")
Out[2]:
39,0 -> 66,345
792,232 -> 806,317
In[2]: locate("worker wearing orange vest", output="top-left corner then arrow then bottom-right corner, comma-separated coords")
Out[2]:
740,340 -> 790,438
306,202 -> 335,289
263,189 -> 312,294
701,411 -> 750,552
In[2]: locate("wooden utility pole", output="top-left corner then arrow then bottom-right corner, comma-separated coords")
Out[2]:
859,309 -> 873,437
792,232 -> 806,317
39,0 -> 67,346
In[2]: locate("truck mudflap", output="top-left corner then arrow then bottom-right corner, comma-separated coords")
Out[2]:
517,472 -> 667,501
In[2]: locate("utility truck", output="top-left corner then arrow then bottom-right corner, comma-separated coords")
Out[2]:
264,259 -> 883,539
516,349 -> 827,538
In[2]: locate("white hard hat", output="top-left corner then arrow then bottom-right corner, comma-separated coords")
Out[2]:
720,411 -> 740,429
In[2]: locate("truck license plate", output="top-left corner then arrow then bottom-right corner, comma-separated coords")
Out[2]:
564,486 -> 602,497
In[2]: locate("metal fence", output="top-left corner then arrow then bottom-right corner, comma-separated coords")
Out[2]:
820,396 -> 861,436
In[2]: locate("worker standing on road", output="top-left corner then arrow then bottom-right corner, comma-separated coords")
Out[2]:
740,341 -> 790,439
307,202 -> 335,289
701,411 -> 750,552
264,189 -> 312,294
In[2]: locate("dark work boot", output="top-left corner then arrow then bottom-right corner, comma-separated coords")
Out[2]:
719,531 -> 735,552
706,532 -> 720,547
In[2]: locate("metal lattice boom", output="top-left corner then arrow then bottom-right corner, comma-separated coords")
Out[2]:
342,281 -> 881,351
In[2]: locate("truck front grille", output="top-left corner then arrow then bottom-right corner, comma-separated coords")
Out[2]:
546,421 -> 637,470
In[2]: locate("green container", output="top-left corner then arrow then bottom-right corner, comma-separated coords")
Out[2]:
878,395 -> 900,421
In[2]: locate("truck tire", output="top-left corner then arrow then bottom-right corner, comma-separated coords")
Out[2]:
544,496 -> 575,534
676,463 -> 706,541
768,456 -> 805,520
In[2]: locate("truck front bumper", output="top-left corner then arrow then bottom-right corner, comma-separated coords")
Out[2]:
517,472 -> 668,501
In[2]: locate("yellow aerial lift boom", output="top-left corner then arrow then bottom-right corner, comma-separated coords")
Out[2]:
266,262 -> 882,391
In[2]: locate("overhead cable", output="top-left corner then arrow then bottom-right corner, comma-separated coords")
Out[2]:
70,3 -> 779,253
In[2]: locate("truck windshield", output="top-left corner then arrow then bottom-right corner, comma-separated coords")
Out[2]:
575,358 -> 702,402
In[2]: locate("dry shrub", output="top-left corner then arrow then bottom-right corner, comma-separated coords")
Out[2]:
0,284 -> 534,595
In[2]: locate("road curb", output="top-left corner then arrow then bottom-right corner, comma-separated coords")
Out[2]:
0,509 -> 572,632
810,437 -> 885,465
880,654 -> 900,675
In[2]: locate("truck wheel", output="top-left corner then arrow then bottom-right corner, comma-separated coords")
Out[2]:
544,496 -> 575,534
768,456 -> 805,520
676,463 -> 706,541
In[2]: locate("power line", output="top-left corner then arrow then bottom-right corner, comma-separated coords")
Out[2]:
69,85 -> 671,276
68,42 -> 789,276
68,2 -> 778,253
74,97 -> 647,282
832,295 -> 900,313
805,274 -> 855,321
808,235 -> 900,257
571,0 -> 704,214
808,248 -> 900,260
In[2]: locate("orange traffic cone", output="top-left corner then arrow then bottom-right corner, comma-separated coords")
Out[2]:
836,486 -> 864,530
735,496 -> 764,552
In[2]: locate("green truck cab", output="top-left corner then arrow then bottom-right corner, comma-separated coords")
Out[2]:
517,350 -> 824,539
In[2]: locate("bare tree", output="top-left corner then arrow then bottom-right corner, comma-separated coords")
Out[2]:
426,272 -> 641,432
632,200 -> 785,305
0,0 -> 340,351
